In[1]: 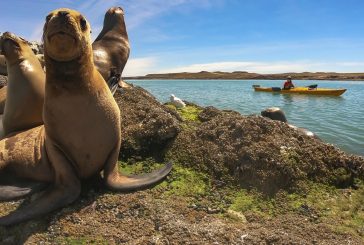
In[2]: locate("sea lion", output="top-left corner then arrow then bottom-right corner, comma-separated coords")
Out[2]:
0,86 -> 7,114
261,107 -> 287,122
92,6 -> 130,90
0,55 -> 6,75
0,8 -> 171,226
261,107 -> 318,138
0,32 -> 45,136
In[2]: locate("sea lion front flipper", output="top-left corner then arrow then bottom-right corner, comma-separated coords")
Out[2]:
0,181 -> 48,201
0,143 -> 80,226
103,145 -> 173,191
107,73 -> 121,95
0,172 -> 48,200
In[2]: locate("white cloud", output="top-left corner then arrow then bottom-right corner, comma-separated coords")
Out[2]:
123,57 -> 158,76
156,61 -> 325,74
124,59 -> 364,76
158,61 -> 364,74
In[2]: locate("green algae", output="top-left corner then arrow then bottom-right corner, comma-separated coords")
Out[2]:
118,159 -> 209,198
178,106 -> 202,122
163,165 -> 209,197
117,159 -> 364,239
165,103 -> 202,122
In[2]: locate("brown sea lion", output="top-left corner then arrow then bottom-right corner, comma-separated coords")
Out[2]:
92,6 -> 130,90
0,55 -> 6,75
0,32 -> 45,136
261,107 -> 287,122
261,107 -> 318,138
0,86 -> 6,114
0,8 -> 171,226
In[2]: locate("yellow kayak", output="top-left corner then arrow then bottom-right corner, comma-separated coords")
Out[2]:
253,85 -> 346,96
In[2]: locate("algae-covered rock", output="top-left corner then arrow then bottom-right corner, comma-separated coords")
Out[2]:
115,85 -> 181,159
165,111 -> 364,195
198,106 -> 222,122
0,75 -> 7,87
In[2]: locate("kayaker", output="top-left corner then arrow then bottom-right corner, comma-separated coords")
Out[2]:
283,76 -> 295,89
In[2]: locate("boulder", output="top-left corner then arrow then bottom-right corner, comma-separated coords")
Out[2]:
165,111 -> 364,195
28,41 -> 43,55
114,85 -> 181,160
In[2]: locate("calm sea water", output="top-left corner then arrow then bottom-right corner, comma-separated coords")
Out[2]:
128,79 -> 364,156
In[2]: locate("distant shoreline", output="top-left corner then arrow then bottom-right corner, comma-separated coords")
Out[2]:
125,71 -> 364,81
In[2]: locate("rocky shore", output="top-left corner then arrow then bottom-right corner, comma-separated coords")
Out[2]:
0,83 -> 363,244
126,71 -> 364,81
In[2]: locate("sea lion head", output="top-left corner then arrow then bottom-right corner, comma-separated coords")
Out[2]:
43,8 -> 92,62
105,6 -> 125,22
261,107 -> 288,123
0,32 -> 31,65
101,7 -> 127,34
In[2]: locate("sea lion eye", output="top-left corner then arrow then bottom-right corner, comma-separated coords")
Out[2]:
80,17 -> 87,31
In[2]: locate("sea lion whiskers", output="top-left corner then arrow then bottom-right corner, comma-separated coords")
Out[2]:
44,9 -> 90,62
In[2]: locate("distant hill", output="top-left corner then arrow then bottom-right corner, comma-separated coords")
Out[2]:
125,71 -> 364,80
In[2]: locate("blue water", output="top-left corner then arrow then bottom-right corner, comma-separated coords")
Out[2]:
127,79 -> 364,157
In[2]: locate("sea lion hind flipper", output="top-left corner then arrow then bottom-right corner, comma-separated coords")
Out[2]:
103,148 -> 172,191
105,162 -> 173,192
0,182 -> 48,201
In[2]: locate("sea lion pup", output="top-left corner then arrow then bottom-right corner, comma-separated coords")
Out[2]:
0,32 -> 45,136
0,8 -> 172,226
92,6 -> 130,90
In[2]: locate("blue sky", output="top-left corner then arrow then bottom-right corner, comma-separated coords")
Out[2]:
1,0 -> 364,75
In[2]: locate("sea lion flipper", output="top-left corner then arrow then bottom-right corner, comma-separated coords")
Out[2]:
104,147 -> 172,191
0,182 -> 48,201
107,73 -> 120,95
105,162 -> 173,191
0,143 -> 80,226
0,184 -> 78,226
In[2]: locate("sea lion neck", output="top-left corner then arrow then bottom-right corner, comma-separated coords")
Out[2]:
95,17 -> 128,41
45,55 -> 94,88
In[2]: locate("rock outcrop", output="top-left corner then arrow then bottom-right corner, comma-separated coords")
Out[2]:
165,107 -> 364,195
114,85 -> 181,160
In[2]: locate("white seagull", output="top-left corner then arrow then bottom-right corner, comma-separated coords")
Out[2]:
170,94 -> 186,108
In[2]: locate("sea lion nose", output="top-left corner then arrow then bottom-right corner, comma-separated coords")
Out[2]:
58,10 -> 69,17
